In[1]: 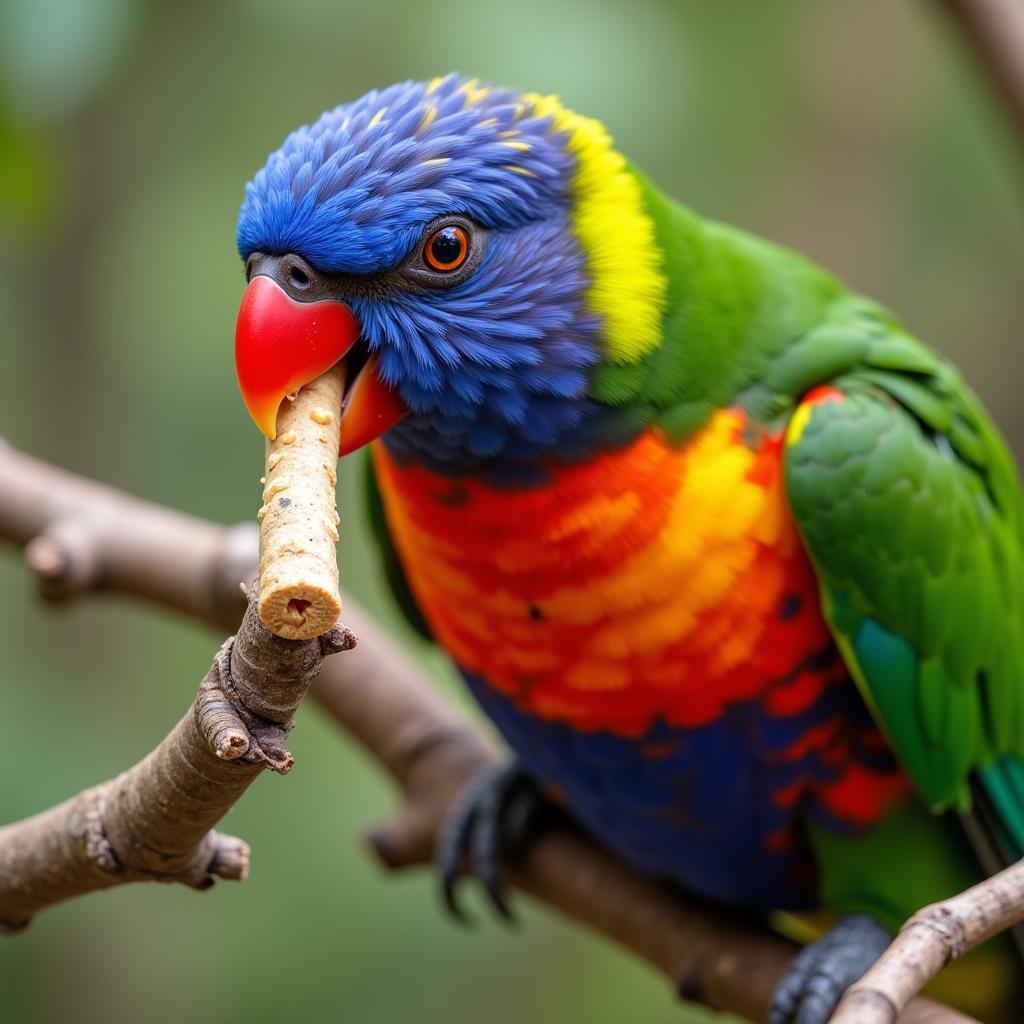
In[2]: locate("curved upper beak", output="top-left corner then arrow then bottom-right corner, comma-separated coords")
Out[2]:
234,272 -> 407,451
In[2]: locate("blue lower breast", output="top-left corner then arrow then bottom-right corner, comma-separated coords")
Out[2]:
464,674 -> 869,911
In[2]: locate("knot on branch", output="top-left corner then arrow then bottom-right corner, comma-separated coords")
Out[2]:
72,788 -> 250,891
196,641 -> 253,762
320,622 -> 358,657
172,831 -> 251,889
230,581 -> 354,717
73,787 -> 119,874
205,831 -> 250,883
24,518 -> 103,603
195,587 -> 356,774
902,905 -> 969,964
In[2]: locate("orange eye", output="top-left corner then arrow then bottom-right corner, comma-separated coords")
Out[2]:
424,225 -> 469,272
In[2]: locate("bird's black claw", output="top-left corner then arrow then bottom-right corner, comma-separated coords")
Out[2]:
435,763 -> 547,926
768,913 -> 891,1024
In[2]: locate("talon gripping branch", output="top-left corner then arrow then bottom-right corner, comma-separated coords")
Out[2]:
233,75 -> 1024,1023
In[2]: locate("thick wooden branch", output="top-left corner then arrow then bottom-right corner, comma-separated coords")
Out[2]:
0,434 -> 970,1023
0,566 -> 353,930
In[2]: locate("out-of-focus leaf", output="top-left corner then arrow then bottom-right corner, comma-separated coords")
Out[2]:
0,0 -> 143,120
0,103 -> 65,244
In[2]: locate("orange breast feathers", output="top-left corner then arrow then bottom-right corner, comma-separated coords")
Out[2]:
372,409 -> 840,737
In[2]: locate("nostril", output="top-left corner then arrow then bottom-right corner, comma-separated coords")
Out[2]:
288,264 -> 310,289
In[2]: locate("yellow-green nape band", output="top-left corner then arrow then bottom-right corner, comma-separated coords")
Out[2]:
524,92 -> 667,365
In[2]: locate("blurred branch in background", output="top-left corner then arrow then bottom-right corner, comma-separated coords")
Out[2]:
935,0 -> 1024,142
0,436 -> 974,1024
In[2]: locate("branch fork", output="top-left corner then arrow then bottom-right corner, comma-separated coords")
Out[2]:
0,582 -> 354,932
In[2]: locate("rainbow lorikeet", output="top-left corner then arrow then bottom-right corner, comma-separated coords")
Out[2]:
233,75 -> 1024,1023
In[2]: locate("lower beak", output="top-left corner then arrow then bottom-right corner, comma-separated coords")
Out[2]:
234,275 -> 407,451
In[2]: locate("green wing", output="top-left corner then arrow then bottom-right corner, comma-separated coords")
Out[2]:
784,334 -> 1024,855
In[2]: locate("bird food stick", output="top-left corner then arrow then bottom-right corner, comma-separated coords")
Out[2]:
256,364 -> 345,639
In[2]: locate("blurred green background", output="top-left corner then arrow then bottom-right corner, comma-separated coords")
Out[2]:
1,1 -> 1022,1022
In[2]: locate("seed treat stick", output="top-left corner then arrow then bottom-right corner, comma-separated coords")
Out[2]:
257,364 -> 345,640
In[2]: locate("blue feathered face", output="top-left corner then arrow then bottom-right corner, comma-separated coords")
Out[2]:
236,75 -> 604,474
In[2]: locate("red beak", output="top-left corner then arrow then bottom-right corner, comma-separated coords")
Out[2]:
234,275 -> 407,453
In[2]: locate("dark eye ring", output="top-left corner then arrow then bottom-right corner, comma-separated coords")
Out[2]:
424,225 -> 469,272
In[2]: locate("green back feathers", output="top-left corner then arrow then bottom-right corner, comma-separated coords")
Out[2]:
606,169 -> 1024,857
782,326 -> 1024,852
591,168 -> 847,442
363,143 -> 1024,860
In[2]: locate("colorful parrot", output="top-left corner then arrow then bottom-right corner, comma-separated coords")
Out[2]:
233,75 -> 1024,1023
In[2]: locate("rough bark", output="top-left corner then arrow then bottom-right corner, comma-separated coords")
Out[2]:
829,858 -> 1024,1024
0,523 -> 354,929
0,435 -> 970,1023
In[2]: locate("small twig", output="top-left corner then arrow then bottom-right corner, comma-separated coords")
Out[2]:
829,858 -> 1024,1024
258,365 -> 345,639
0,569 -> 354,930
0,435 -> 969,1024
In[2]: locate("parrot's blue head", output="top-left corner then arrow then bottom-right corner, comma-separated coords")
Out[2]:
234,74 -> 666,476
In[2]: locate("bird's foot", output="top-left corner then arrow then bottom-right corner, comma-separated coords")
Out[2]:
435,762 -> 549,924
769,913 -> 891,1024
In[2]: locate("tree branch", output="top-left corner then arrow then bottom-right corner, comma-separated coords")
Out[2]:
0,435 -> 972,1023
0,438 -> 354,927
0,437 -> 256,628
0,598 -> 353,927
830,857 -> 1024,1023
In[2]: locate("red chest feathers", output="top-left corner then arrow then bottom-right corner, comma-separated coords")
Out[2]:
373,409 -> 844,736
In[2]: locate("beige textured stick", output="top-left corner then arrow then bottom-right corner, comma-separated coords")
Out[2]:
257,364 -> 345,639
